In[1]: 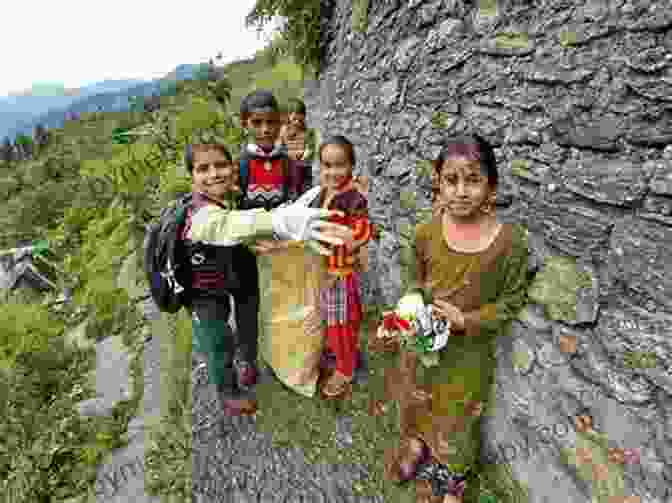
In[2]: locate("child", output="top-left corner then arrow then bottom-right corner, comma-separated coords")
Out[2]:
277,98 -> 317,197
179,143 -> 351,415
238,90 -> 292,210
225,90 -> 289,391
309,135 -> 373,399
234,90 -> 319,389
383,135 -> 530,503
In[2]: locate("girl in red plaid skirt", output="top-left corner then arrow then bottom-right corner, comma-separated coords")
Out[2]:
311,136 -> 373,398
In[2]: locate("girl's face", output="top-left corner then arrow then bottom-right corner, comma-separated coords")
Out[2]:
246,111 -> 282,147
320,144 -> 352,191
438,157 -> 494,220
287,112 -> 306,132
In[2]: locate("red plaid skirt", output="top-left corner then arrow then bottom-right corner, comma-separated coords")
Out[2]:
320,272 -> 362,327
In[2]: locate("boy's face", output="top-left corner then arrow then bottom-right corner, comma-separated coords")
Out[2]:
246,111 -> 282,147
191,147 -> 236,202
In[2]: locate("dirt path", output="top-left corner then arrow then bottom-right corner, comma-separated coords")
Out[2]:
87,292 -> 383,502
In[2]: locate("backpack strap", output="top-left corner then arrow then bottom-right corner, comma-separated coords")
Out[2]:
282,156 -> 290,202
239,149 -> 249,195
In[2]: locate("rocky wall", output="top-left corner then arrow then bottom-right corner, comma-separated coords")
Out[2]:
305,0 -> 672,501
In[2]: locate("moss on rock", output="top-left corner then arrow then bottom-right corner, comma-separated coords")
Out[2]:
510,159 -> 530,178
352,0 -> 369,33
431,111 -> 450,129
527,255 -> 593,323
495,32 -> 530,50
559,30 -> 578,47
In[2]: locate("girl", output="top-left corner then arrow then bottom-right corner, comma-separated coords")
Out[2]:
310,136 -> 373,399
384,134 -> 530,502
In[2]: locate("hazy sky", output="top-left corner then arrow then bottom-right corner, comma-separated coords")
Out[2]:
0,0 -> 279,97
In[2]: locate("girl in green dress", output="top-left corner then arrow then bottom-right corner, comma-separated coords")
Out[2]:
383,134 -> 530,502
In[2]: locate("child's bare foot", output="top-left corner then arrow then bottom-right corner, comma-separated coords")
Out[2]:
368,398 -> 388,416
321,371 -> 352,398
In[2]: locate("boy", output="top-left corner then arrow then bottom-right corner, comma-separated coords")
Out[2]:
277,97 -> 317,197
229,90 -> 302,389
181,143 -> 351,415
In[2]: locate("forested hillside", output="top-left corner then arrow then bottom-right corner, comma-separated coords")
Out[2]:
0,38 -> 307,501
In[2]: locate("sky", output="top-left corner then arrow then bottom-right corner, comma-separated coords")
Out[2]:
0,0 -> 280,97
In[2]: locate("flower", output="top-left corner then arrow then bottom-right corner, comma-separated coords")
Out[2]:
381,312 -> 410,332
446,478 -> 466,498
575,447 -> 593,466
575,415 -> 593,433
608,447 -> 625,465
380,296 -> 452,366
465,400 -> 483,417
559,334 -> 577,354
622,448 -> 640,465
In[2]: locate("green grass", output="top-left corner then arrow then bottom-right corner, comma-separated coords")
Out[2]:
144,305 -> 530,503
0,292 -> 144,503
253,310 -> 415,501
0,39 -> 314,503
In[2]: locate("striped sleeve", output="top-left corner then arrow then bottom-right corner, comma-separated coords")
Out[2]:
351,216 -> 372,244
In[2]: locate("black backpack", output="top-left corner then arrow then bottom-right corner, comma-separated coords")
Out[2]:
143,194 -> 193,313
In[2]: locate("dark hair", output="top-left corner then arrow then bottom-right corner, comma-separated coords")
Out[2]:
240,89 -> 279,118
184,143 -> 232,174
432,134 -> 498,188
286,98 -> 306,115
319,135 -> 356,167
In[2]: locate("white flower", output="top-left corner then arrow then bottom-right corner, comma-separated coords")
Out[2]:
396,292 -> 424,321
431,323 -> 451,351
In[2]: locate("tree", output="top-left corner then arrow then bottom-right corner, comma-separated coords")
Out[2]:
15,134 -> 34,160
34,124 -> 50,151
211,77 -> 232,108
143,94 -> 161,113
246,0 -> 321,77
0,137 -> 13,163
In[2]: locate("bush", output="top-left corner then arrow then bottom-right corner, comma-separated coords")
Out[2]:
0,300 -> 107,502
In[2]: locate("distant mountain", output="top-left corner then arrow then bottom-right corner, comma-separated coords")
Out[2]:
1,65 -> 205,142
163,63 -> 206,82
0,79 -> 146,140
14,81 -> 162,135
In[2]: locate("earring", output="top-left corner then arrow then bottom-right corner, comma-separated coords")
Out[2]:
481,195 -> 496,214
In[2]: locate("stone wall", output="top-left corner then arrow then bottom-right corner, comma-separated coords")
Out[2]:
305,1 -> 672,501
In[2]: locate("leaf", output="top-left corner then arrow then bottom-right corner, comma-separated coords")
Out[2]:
32,240 -> 49,256
420,353 -> 439,367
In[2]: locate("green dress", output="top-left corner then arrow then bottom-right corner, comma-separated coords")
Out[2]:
395,215 -> 530,472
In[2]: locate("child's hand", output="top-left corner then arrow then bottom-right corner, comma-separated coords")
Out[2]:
250,239 -> 279,254
432,299 -> 465,331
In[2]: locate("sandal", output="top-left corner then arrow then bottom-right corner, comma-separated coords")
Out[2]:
368,398 -> 389,416
220,398 -> 257,416
385,436 -> 429,483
